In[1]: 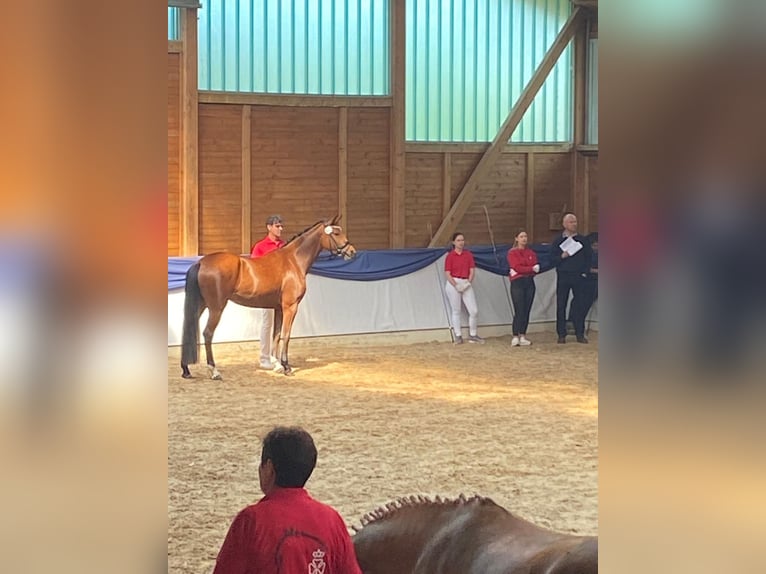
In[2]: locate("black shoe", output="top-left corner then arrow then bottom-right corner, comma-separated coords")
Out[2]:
557,336 -> 566,344
576,335 -> 589,344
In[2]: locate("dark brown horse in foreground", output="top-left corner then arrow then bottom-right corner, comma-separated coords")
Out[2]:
352,495 -> 597,574
181,216 -> 355,378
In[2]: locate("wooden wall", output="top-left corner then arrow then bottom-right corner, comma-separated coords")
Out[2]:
347,108 -> 391,250
198,105 -> 242,254
167,52 -> 181,256
168,75 -> 597,256
168,95 -> 596,253
404,148 -> 574,248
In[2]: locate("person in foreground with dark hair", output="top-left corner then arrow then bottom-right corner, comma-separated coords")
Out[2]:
213,426 -> 362,574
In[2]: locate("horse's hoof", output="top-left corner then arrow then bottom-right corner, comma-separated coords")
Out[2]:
283,369 -> 294,377
181,373 -> 193,379
212,374 -> 223,381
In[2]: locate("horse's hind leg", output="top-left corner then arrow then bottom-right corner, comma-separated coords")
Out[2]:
203,305 -> 226,380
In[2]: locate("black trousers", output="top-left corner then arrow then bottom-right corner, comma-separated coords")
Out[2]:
556,272 -> 587,337
510,276 -> 536,336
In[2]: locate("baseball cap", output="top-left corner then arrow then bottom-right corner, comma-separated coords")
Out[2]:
266,214 -> 283,225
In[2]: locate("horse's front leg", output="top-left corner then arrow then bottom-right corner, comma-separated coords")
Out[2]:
279,302 -> 300,376
270,306 -> 285,373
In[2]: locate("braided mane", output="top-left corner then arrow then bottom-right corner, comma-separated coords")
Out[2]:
353,493 -> 494,533
284,219 -> 328,246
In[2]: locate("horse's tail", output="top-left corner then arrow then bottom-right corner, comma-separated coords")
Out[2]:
181,262 -> 204,367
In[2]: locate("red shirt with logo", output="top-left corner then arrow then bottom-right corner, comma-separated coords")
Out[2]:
250,236 -> 286,258
213,487 -> 362,574
444,249 -> 475,279
507,247 -> 539,281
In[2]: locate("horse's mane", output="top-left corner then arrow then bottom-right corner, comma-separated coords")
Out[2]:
353,493 -> 495,532
283,219 -> 332,246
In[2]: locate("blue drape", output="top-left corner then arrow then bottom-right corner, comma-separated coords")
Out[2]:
168,244 -> 554,291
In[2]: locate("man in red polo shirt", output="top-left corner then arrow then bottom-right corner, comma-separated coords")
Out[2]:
250,215 -> 286,370
213,426 -> 362,574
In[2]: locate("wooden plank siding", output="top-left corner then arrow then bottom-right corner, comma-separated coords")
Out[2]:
404,153 -> 442,247
250,106 -> 339,241
347,108 -> 391,250
588,154 -> 598,232
444,153 -> 528,248
198,104 -> 242,254
167,52 -> 181,256
532,153 -> 572,243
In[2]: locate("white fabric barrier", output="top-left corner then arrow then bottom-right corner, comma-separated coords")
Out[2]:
167,255 -> 596,346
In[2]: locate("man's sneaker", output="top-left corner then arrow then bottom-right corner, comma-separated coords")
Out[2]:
511,336 -> 520,347
557,336 -> 566,344
576,335 -> 589,344
468,335 -> 485,344
519,336 -> 532,346
454,336 -> 464,345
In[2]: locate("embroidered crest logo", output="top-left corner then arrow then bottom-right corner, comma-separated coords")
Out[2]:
308,548 -> 326,574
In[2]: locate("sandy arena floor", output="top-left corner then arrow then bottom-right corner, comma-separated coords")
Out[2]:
168,330 -> 598,573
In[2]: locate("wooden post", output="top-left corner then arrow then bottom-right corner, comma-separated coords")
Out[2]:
389,0 -> 406,248
572,11 -> 588,233
428,7 -> 584,247
525,153 -> 535,241
338,107 -> 348,225
442,152 -> 452,217
179,6 -> 199,255
241,105 -> 251,254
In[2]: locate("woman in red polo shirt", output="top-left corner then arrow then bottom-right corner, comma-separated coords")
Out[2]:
444,232 -> 484,344
507,229 -> 540,346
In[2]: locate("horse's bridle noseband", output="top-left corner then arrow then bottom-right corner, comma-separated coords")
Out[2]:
327,227 -> 353,257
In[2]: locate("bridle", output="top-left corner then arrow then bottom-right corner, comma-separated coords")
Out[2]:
325,226 -> 353,257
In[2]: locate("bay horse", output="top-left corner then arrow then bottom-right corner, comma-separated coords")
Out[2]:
180,215 -> 355,378
352,494 -> 597,574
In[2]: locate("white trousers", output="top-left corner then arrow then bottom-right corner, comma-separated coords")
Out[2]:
445,279 -> 478,337
260,308 -> 275,363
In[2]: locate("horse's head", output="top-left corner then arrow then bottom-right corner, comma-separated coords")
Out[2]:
321,215 -> 356,260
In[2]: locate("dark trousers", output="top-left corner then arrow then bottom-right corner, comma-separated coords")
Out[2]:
510,276 -> 536,336
556,272 -> 586,337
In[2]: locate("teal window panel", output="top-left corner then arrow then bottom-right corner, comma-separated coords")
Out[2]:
198,0 -> 390,95
406,0 -> 573,143
168,7 -> 180,40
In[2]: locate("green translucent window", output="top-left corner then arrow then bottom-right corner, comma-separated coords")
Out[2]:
198,0 -> 390,95
406,0 -> 573,142
168,7 -> 180,40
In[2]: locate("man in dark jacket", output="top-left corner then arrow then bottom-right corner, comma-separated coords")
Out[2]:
549,213 -> 593,343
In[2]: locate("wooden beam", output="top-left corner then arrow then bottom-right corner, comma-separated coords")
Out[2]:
582,155 -> 591,234
576,144 -> 599,156
429,7 -> 584,247
572,16 -> 588,233
241,105 -> 251,254
404,142 -> 573,154
389,0 -> 406,248
442,152 -> 452,218
168,40 -> 183,53
573,18 -> 587,146
168,1 -> 201,8
198,92 -> 392,108
526,153 -> 535,241
338,107 -> 348,226
179,7 -> 199,256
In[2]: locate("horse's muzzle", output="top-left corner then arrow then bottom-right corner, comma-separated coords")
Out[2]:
342,245 -> 357,260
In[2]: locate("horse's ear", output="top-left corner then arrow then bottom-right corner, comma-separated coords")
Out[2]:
331,214 -> 342,225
